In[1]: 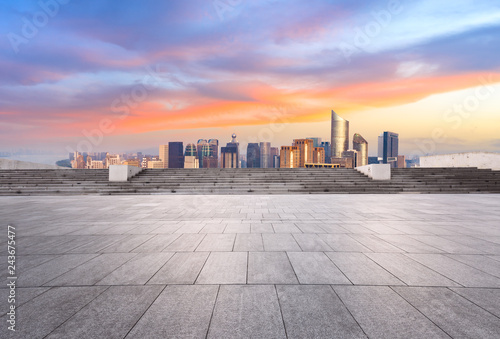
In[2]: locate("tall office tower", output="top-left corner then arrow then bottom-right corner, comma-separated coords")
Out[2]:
280,146 -> 299,168
331,110 -> 349,158
313,147 -> 326,164
168,142 -> 184,168
196,139 -> 209,168
397,155 -> 406,168
307,137 -> 322,148
292,139 -> 314,167
342,150 -> 359,168
353,133 -> 368,167
247,143 -> 261,168
159,145 -> 169,168
260,142 -> 271,168
207,139 -> 219,168
273,155 -> 280,168
185,143 -> 197,157
378,131 -> 399,167
221,145 -> 238,168
224,133 -> 239,168
320,142 -> 331,163
270,147 -> 279,168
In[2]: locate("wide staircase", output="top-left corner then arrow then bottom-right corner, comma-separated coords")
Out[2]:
0,168 -> 499,195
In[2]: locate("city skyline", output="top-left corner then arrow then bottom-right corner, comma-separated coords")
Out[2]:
1,1 -> 500,158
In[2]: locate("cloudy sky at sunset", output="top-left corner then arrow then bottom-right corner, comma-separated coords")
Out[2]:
1,0 -> 499,157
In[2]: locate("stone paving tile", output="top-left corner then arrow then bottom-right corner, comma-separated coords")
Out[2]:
45,286 -> 163,339
445,254 -> 500,278
334,286 -> 450,339
375,234 -> 444,253
451,288 -> 500,318
326,252 -> 405,286
68,235 -> 128,253
163,233 -> 206,251
97,252 -> 174,285
394,287 -> 500,339
131,234 -> 180,252
442,235 -> 500,255
148,252 -> 209,284
208,285 -> 286,339
196,252 -> 247,284
262,234 -> 302,251
248,252 -> 298,284
277,285 -> 367,339
0,286 -> 107,339
349,234 -> 404,252
101,234 -> 154,253
366,253 -> 459,286
0,287 -> 49,316
295,223 -> 327,233
223,223 -> 250,233
318,234 -> 372,252
409,235 -> 485,254
233,234 -> 264,251
272,223 -> 302,233
292,234 -> 333,251
126,285 -> 218,339
45,253 -> 137,286
199,223 -> 227,233
407,253 -> 500,287
17,254 -> 98,287
196,234 -> 236,252
287,252 -> 351,284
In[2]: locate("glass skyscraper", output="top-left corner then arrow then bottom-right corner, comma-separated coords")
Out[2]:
247,143 -> 261,168
331,110 -> 349,158
353,133 -> 369,167
378,131 -> 399,167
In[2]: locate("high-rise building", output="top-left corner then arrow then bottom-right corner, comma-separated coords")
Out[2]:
307,137 -> 322,147
247,143 -> 260,168
313,147 -> 325,164
292,139 -> 314,167
342,150 -> 359,168
221,145 -> 238,168
378,131 -> 399,167
270,147 -> 279,168
197,139 -> 209,168
222,134 -> 239,168
320,142 -> 331,163
353,133 -> 368,167
331,110 -> 349,158
168,142 -> 184,168
159,145 -> 169,168
280,146 -> 299,168
185,143 -> 197,157
206,139 -> 219,168
260,142 -> 271,168
397,155 -> 406,168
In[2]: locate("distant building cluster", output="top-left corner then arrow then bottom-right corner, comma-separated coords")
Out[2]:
70,109 -> 408,169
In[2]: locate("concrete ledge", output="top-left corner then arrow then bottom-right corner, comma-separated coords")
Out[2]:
0,158 -> 68,169
420,152 -> 500,170
356,164 -> 391,180
109,165 -> 143,182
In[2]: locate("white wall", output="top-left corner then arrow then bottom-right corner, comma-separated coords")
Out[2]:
420,152 -> 500,170
109,165 -> 143,182
355,164 -> 391,180
0,159 -> 67,170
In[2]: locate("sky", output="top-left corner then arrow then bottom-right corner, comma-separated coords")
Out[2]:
1,0 -> 499,158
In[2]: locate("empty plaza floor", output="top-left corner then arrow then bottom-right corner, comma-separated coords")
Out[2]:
1,194 -> 500,338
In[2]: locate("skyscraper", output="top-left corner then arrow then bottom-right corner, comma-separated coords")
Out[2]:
159,145 -> 169,168
271,147 -> 280,168
260,142 -> 271,168
313,147 -> 325,164
280,146 -> 299,168
185,143 -> 197,157
331,110 -> 349,158
197,139 -> 210,168
378,131 -> 399,167
207,139 -> 219,168
168,142 -> 184,168
184,143 -> 199,168
353,133 -> 368,167
307,137 -> 322,147
320,142 -> 331,163
293,139 -> 314,167
247,143 -> 261,168
222,133 -> 239,168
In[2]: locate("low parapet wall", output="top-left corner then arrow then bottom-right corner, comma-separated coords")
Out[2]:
0,158 -> 67,170
420,152 -> 500,170
109,165 -> 143,182
355,164 -> 391,180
